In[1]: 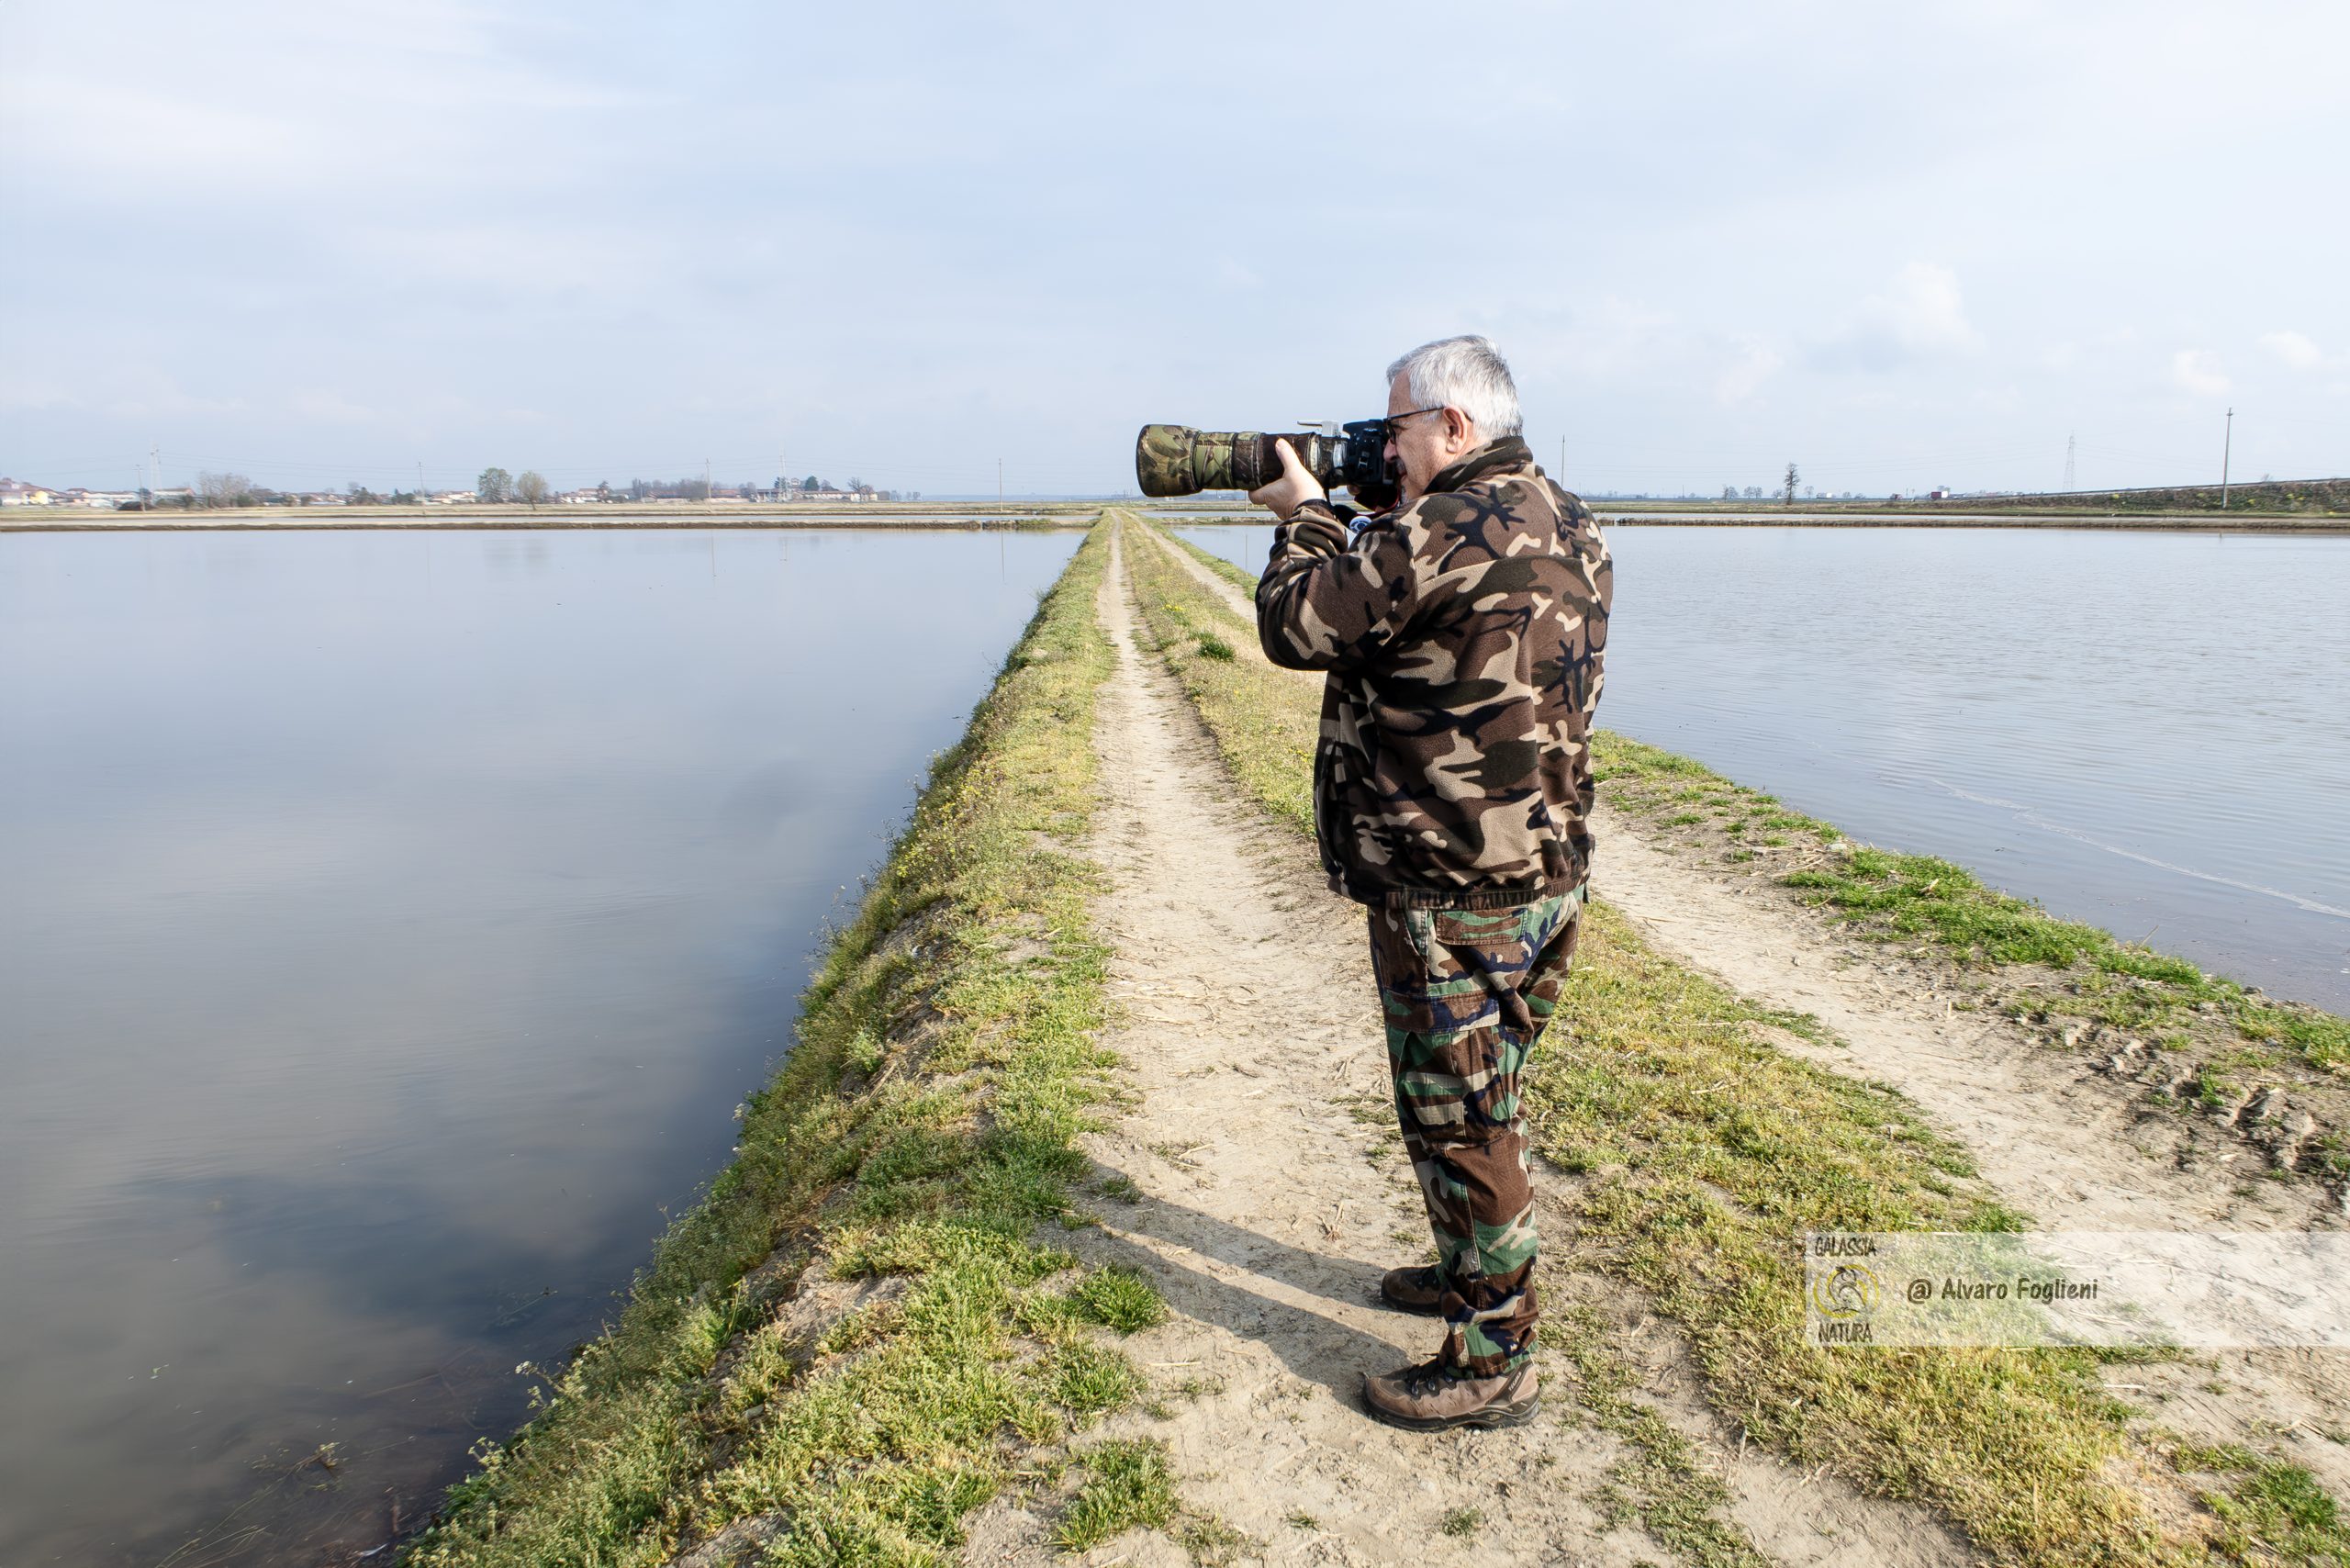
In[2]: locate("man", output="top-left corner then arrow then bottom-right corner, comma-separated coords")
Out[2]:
1249,335 -> 1611,1432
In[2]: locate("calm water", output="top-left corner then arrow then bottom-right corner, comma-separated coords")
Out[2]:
1179,525 -> 2350,1013
0,527 -> 1080,1565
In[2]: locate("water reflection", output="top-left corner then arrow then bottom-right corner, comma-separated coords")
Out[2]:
1177,523 -> 2350,1013
0,526 -> 1082,1564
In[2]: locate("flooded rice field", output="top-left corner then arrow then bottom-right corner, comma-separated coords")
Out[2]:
0,526 -> 1080,1565
1178,523 -> 2350,1014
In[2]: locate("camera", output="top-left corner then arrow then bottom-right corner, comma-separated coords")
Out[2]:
1135,420 -> 1399,510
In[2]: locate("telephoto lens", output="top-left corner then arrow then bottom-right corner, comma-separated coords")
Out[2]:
1134,423 -> 1397,509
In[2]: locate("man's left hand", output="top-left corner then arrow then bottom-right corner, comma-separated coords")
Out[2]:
1248,438 -> 1327,520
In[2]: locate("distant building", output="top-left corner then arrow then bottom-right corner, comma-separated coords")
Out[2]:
0,477 -> 58,506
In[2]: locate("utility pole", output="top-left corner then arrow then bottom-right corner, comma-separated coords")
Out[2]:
998,457 -> 1003,504
150,442 -> 160,508
417,459 -> 424,498
2063,433 -> 2076,492
2220,409 -> 2233,510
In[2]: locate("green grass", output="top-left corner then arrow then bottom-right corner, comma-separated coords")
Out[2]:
1056,1439 -> 1178,1551
1125,521 -> 1318,838
1126,519 -> 2342,1567
1439,1506 -> 1484,1538
2177,1443 -> 2350,1565
1558,1305 -> 1767,1568
403,521 -> 1164,1567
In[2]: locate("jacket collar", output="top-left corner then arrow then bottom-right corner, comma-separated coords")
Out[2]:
1426,436 -> 1535,496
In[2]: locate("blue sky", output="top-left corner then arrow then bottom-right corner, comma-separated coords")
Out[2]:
4,1 -> 2344,498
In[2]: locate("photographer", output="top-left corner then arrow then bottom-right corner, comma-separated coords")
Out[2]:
1250,336 -> 1612,1432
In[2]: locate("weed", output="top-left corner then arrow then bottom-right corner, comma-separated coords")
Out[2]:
1176,1510 -> 1254,1564
1056,1439 -> 1177,1551
2177,1442 -> 2350,1562
1069,1264 -> 1169,1332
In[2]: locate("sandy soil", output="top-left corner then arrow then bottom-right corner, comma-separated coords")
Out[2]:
964,523 -> 1968,1566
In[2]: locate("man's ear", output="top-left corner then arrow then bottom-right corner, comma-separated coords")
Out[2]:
1444,407 -> 1477,452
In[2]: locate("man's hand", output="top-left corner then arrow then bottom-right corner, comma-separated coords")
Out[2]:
1247,438 -> 1327,520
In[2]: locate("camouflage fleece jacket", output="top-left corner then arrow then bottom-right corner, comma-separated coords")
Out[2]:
1254,436 -> 1612,910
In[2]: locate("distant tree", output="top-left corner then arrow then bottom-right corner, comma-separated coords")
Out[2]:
1721,485 -> 1738,500
1782,464 -> 1799,507
681,476 -> 712,502
596,480 -> 612,503
348,482 -> 379,505
515,470 -> 551,508
801,475 -> 822,492
629,477 -> 653,501
476,467 -> 512,503
846,476 -> 866,492
907,491 -> 921,501
735,480 -> 763,500
196,470 -> 260,508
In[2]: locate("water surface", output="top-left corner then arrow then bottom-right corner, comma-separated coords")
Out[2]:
0,526 -> 1080,1564
1179,523 -> 2350,1013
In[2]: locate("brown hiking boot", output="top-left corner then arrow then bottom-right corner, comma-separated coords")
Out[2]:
1361,1358 -> 1540,1432
1378,1264 -> 1444,1316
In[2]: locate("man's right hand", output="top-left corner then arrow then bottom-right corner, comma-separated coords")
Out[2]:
1248,438 -> 1327,520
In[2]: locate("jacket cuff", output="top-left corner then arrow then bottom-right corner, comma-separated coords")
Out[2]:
1273,505 -> 1349,557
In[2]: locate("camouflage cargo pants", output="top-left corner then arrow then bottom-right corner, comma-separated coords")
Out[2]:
1366,887 -> 1583,1378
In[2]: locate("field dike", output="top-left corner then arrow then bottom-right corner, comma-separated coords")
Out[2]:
1113,515 -> 2348,1567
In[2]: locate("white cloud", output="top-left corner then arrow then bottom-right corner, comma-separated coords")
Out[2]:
1818,263 -> 1984,371
2169,350 -> 2231,397
2258,330 -> 2322,368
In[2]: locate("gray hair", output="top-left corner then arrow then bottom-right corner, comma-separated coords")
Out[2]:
1385,335 -> 1522,440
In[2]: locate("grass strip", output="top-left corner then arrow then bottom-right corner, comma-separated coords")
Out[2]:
404,520 -> 1164,1566
1122,517 -> 1317,839
1134,518 -> 2338,1566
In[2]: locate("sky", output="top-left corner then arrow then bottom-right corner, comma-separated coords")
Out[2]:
3,0 -> 2345,498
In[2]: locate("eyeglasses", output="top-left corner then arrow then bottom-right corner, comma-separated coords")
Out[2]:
1383,406 -> 1447,441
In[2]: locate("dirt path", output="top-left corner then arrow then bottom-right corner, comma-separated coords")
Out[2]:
965,522 -> 1966,1567
1149,524 -> 2349,1506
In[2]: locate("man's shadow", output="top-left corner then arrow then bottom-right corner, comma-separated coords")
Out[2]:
1075,1158 -> 1435,1402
